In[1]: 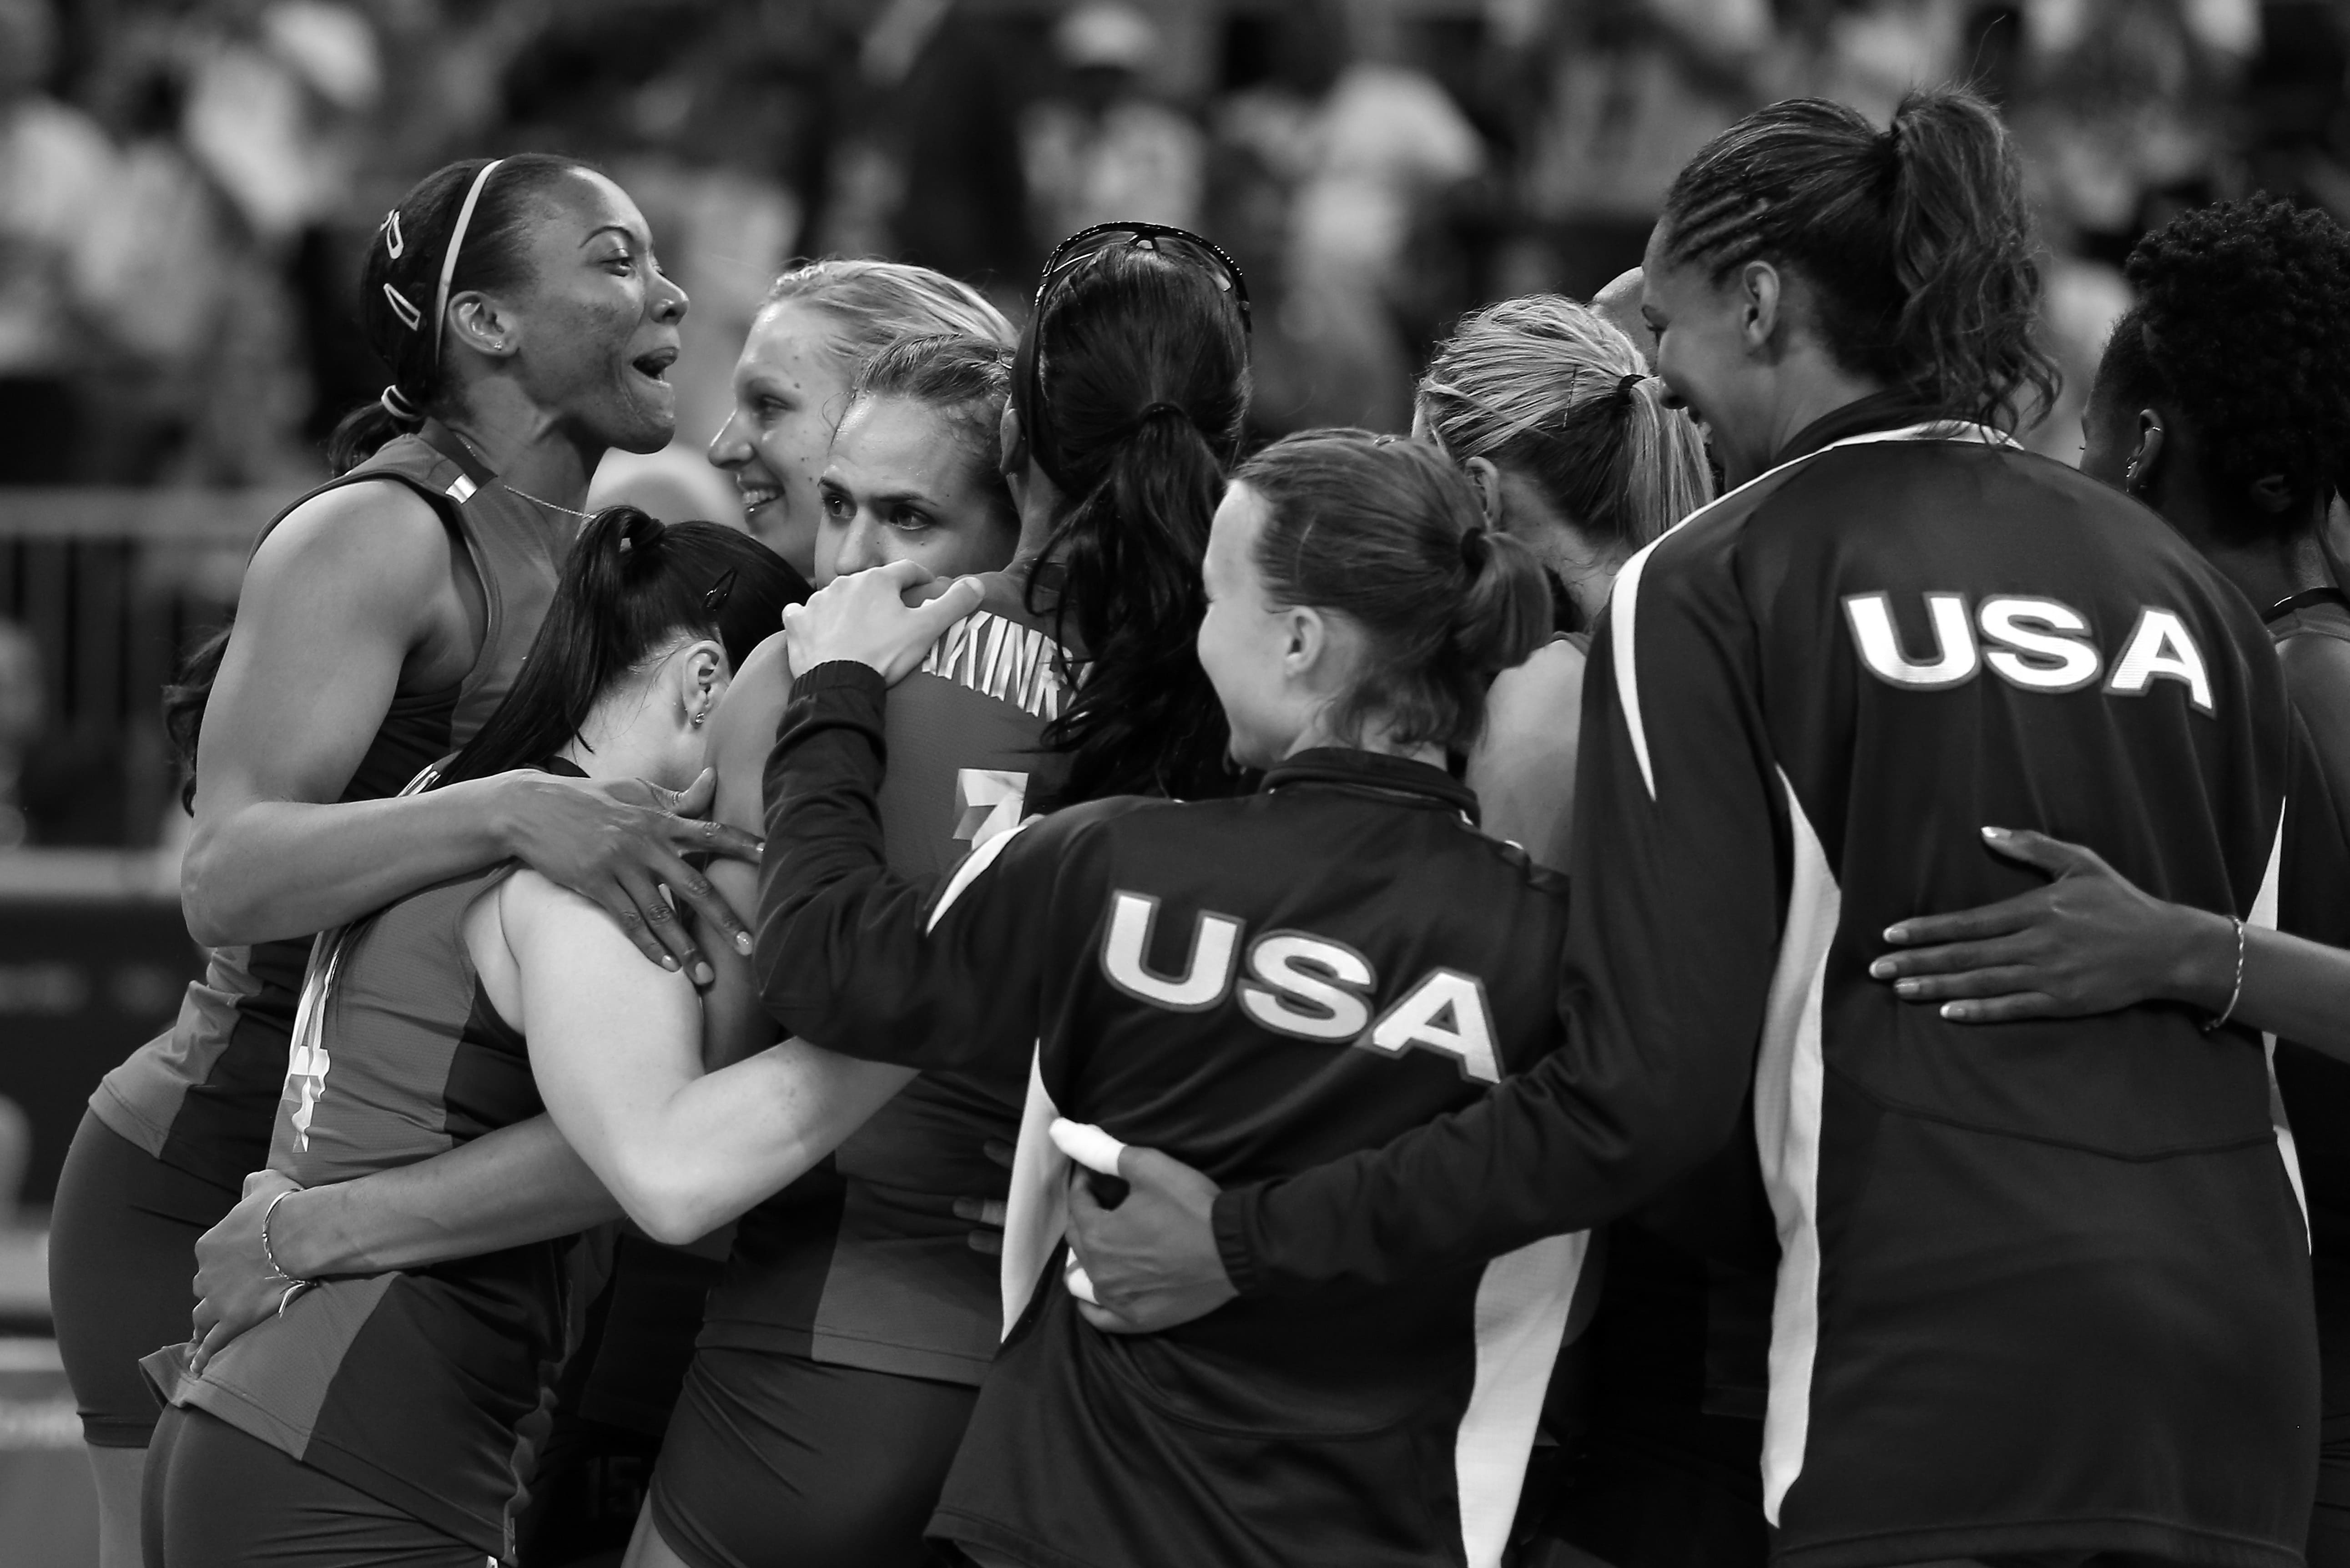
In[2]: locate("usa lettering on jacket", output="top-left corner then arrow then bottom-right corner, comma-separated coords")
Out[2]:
1097,890 -> 1501,1083
1842,591 -> 2214,712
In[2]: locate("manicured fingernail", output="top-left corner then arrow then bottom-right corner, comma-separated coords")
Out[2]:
1941,1002 -> 1965,1020
660,954 -> 679,970
1883,925 -> 1907,943
1982,825 -> 2007,840
693,963 -> 715,986
1894,978 -> 1920,997
1869,958 -> 1894,979
735,932 -> 754,955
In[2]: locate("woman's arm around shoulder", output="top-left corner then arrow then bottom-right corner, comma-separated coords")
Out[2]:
485,867 -> 911,1244
183,479 -> 761,974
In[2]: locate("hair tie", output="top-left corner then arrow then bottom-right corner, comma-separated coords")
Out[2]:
434,159 -> 504,370
379,385 -> 423,423
1617,372 -> 1645,403
1459,523 -> 1490,569
1121,401 -> 1191,437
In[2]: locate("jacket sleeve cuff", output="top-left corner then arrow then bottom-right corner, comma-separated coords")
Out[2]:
1210,1186 -> 1269,1300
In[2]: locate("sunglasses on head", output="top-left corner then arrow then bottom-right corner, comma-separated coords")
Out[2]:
1034,222 -> 1252,335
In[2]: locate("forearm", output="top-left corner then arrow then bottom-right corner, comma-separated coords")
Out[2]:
596,1043 -> 913,1244
184,776 -> 513,946
1212,1020 -> 1745,1296
267,1114 -> 618,1277
2173,917 -> 2350,1055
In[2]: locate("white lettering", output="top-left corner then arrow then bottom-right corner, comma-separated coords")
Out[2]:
1240,932 -> 1374,1041
1978,596 -> 2101,691
2105,607 -> 2215,714
1364,969 -> 1501,1084
1844,593 -> 1978,689
1099,892 -> 1240,1011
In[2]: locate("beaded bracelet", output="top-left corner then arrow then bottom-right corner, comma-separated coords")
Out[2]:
2200,916 -> 2248,1034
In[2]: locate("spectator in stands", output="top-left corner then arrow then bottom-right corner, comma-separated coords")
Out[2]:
0,0 -> 113,481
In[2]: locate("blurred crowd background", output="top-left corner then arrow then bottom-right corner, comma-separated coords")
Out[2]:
0,0 -> 2340,857
0,5 -> 2336,1548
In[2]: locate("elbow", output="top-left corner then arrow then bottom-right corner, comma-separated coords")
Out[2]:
179,833 -> 239,947
610,1165 -> 725,1247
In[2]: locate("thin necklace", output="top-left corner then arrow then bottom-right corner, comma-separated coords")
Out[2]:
448,429 -> 593,521
502,481 -> 593,521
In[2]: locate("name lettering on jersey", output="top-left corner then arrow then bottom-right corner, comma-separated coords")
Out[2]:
1843,592 -> 2214,712
1101,892 -> 1501,1082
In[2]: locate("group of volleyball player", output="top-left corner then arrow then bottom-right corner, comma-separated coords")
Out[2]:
39,72 -> 2350,1568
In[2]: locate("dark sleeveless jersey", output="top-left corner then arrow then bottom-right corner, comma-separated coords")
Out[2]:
2264,592 -> 2350,1489
755,679 -> 1589,1568
91,425 -> 575,1192
1213,402 -> 2315,1568
706,571 -> 1069,1386
144,856 -> 586,1559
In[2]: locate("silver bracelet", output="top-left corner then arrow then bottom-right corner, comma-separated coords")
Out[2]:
260,1188 -> 315,1291
2201,916 -> 2248,1033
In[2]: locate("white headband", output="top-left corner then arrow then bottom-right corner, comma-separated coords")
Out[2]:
433,158 -> 504,369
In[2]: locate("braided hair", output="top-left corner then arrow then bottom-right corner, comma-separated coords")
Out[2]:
2100,195 -> 2350,534
327,154 -> 591,475
1658,87 -> 2058,434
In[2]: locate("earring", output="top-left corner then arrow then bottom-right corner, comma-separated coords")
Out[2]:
691,710 -> 706,728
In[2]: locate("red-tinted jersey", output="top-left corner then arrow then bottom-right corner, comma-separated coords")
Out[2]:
1212,398 -> 2316,1568
146,856 -> 587,1560
706,573 -> 1069,1384
91,424 -> 573,1192
757,664 -> 1589,1568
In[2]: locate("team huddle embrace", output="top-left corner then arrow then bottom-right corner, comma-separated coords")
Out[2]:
43,77 -> 2350,1568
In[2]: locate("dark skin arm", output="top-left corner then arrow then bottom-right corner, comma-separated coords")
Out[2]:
182,480 -> 761,978
1869,825 -> 2350,1048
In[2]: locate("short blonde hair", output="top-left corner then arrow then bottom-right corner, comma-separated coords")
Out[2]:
1417,295 -> 1711,551
764,258 -> 1015,363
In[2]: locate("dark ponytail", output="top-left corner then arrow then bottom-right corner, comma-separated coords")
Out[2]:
1659,86 -> 2058,433
434,507 -> 807,788
327,152 -> 591,474
1016,243 -> 1251,805
1236,430 -> 1549,756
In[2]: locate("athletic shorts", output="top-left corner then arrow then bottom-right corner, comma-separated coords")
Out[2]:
646,1345 -> 977,1568
143,1403 -> 487,1568
513,1235 -> 720,1564
48,1109 -> 239,1447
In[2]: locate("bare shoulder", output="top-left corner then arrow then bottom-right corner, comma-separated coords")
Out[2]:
242,479 -> 451,606
1483,639 -> 1586,739
710,629 -> 793,832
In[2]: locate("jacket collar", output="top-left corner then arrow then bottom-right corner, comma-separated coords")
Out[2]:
1261,747 -> 1480,825
1771,390 -> 1952,468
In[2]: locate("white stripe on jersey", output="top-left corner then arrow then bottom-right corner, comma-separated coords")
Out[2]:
927,815 -> 1037,933
1455,1232 -> 1586,1568
1000,1047 -> 1067,1336
1609,537 -> 1664,801
1607,421 -> 2018,807
1755,768 -> 1841,1526
2251,814 -> 2310,1239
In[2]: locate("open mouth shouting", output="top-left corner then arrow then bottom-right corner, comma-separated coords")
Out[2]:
630,345 -> 679,391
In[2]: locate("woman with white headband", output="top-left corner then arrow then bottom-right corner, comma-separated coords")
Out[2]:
45,153 -> 770,1568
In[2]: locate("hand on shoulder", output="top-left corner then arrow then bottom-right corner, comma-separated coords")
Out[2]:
782,561 -> 988,685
